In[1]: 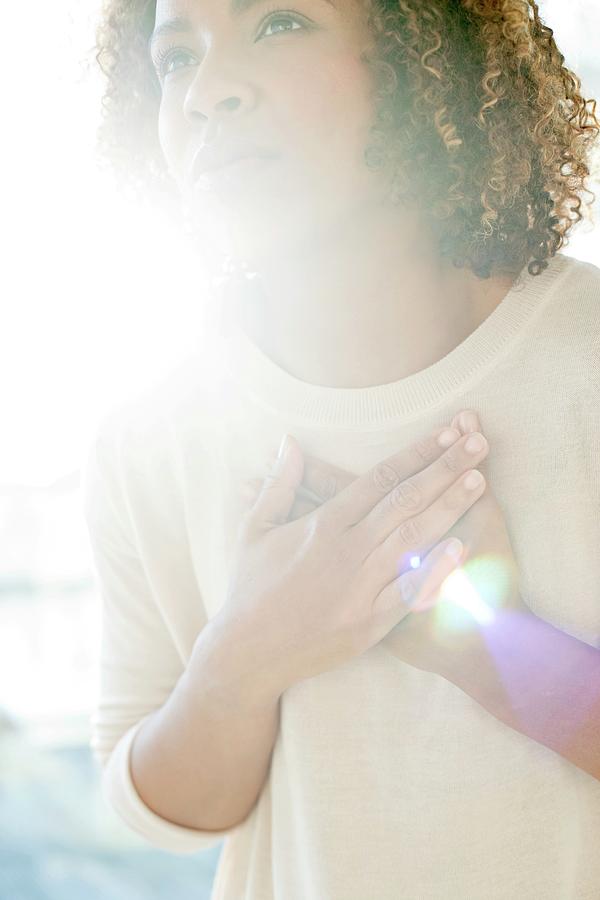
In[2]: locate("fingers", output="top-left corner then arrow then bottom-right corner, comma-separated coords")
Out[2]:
240,477 -> 332,517
295,416 -> 481,505
353,430 -> 488,549
242,448 -> 360,513
301,453 -> 354,502
240,437 -> 338,528
240,477 -> 264,505
246,434 -> 305,534
372,538 -> 463,623
366,462 -> 486,585
313,425 -> 463,528
240,414 -> 480,523
451,409 -> 481,435
289,492 -> 321,520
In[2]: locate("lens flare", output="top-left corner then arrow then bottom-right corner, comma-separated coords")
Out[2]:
433,553 -> 514,632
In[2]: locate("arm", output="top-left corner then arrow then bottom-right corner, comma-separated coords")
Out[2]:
129,614 -> 283,833
440,607 -> 600,781
82,421 -> 283,853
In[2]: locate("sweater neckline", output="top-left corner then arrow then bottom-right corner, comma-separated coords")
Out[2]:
221,253 -> 572,430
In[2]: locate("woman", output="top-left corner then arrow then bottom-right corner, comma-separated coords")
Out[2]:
84,1 -> 600,898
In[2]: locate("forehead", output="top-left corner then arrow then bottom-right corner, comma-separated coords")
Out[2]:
151,0 -> 369,43
154,0 -> 354,22
154,0 -> 305,20
155,0 -> 187,20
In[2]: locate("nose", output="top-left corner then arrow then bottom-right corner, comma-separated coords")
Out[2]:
182,52 -> 257,128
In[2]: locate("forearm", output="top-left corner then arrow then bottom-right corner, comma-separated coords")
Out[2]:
129,616 -> 285,832
443,609 -> 600,781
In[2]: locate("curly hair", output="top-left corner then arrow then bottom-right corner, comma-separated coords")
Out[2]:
95,0 -> 600,278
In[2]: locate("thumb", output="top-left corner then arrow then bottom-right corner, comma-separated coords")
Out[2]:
247,434 -> 304,532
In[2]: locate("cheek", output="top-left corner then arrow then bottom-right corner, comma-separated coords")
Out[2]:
158,100 -> 186,184
275,53 -> 375,168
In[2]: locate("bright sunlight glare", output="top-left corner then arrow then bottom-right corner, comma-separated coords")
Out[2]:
2,0 -> 599,490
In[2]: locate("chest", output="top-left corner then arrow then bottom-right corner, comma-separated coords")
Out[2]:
185,421 -> 600,650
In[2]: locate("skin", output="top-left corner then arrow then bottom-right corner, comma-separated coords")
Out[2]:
152,0 -> 519,390
151,0 -> 524,667
245,409 -> 526,680
150,3 -> 600,783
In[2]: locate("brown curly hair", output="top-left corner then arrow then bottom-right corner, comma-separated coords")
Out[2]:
95,0 -> 600,279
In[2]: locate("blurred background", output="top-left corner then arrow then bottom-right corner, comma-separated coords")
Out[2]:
1,1 -> 598,897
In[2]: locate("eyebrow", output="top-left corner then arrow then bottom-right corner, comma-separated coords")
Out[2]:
149,0 -> 334,51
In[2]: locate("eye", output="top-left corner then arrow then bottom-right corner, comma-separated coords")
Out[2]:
153,46 -> 197,81
152,11 -> 310,80
256,11 -> 307,40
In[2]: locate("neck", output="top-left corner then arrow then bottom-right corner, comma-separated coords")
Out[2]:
239,205 -> 517,389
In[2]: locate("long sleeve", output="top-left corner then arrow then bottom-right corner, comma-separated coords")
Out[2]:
80,422 -> 242,854
74,253 -> 600,898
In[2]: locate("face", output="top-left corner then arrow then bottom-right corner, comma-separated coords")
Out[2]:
151,0 -> 390,264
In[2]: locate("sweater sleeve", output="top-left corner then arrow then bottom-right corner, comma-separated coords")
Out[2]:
80,421 -> 243,854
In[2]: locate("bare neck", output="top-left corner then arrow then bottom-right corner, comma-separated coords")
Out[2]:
241,209 -> 518,389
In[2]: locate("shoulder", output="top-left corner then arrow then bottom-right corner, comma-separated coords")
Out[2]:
532,252 -> 600,350
536,253 -> 600,397
549,252 -> 600,320
88,328 -> 226,485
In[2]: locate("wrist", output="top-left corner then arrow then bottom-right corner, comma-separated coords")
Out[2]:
439,605 -> 535,732
188,613 -> 288,713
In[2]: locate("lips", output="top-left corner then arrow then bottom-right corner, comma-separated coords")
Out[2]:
191,140 -> 280,184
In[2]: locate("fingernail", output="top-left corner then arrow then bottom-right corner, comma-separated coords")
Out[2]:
277,434 -> 290,459
274,435 -> 291,473
460,411 -> 480,433
437,428 -> 459,449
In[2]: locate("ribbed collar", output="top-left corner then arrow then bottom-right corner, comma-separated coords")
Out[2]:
221,253 -> 573,431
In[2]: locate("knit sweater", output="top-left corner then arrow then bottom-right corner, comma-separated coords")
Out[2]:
82,251 -> 600,900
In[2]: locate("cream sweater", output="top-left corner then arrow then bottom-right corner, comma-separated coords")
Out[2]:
82,251 -> 600,900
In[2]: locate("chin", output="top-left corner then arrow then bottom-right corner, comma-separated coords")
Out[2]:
188,196 -> 331,269
182,168 -> 376,269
